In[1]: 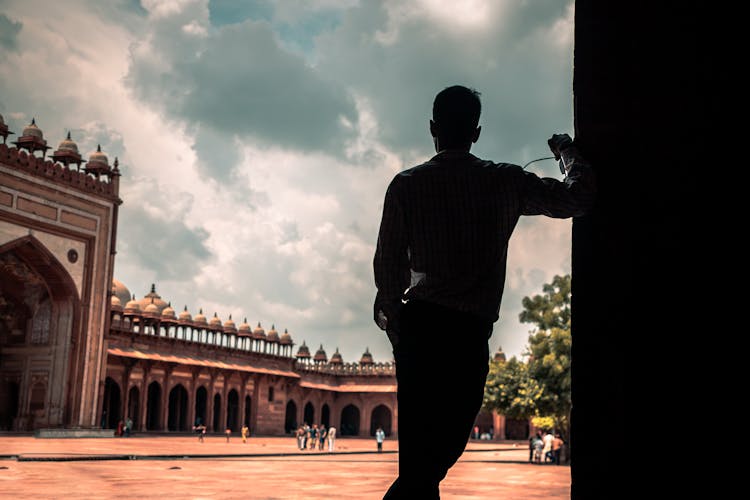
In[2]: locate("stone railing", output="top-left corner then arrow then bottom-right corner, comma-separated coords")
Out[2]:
294,360 -> 396,376
0,144 -> 118,199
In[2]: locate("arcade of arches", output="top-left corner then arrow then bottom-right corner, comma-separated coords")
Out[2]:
0,115 -> 524,441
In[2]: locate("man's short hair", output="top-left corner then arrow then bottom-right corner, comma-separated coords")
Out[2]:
432,85 -> 482,143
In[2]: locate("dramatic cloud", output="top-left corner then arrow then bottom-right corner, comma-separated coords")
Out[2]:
0,0 -> 576,362
0,14 -> 22,51
126,0 -> 358,177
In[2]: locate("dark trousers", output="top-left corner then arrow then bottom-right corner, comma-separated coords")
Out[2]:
383,300 -> 491,500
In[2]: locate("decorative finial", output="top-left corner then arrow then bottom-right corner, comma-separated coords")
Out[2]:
97,144 -> 101,152
271,323 -> 275,329
183,305 -> 188,311
66,131 -> 71,140
257,322 -> 261,327
244,317 -> 247,323
285,328 -> 288,333
168,301 -> 171,307
31,117 -> 36,125
199,308 -> 203,314
229,314 -> 232,320
132,294 -> 136,300
213,312 -> 217,318
150,283 -> 156,293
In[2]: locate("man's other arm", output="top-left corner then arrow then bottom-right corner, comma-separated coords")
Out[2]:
521,145 -> 597,218
373,176 -> 410,332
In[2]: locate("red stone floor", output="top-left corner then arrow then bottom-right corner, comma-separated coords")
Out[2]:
0,436 -> 570,499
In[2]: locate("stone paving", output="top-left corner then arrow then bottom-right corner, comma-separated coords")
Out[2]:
0,436 -> 570,499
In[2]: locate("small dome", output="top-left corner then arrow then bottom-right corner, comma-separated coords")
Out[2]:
137,284 -> 169,313
110,294 -> 122,310
209,312 -> 222,328
194,308 -> 207,325
360,347 -> 374,365
266,324 -> 280,343
238,317 -> 252,336
493,346 -> 507,362
313,344 -> 327,363
252,322 -> 266,340
22,118 -> 43,139
57,131 -> 79,153
280,328 -> 292,345
161,302 -> 176,319
295,340 -> 311,358
223,314 -> 237,332
88,144 -> 109,166
111,279 -> 131,305
144,298 -> 159,315
330,347 -> 343,364
124,294 -> 141,313
178,305 -> 192,321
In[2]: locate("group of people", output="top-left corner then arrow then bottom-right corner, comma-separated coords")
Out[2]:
114,417 -> 133,437
295,423 -> 337,452
528,430 -> 565,465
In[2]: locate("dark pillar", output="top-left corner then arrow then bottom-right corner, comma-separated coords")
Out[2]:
572,2 -> 710,498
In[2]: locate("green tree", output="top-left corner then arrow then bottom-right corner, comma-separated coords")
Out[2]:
483,274 -> 572,441
522,274 -> 571,441
483,356 -> 543,419
518,274 -> 570,331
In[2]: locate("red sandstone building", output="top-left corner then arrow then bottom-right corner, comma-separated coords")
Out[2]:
0,114 -> 517,439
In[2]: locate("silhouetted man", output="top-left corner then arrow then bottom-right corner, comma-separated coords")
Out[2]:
374,85 -> 595,499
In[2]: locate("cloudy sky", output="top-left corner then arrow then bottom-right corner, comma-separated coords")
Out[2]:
0,0 -> 575,363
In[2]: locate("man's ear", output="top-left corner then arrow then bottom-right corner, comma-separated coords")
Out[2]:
430,119 -> 438,138
472,126 -> 481,144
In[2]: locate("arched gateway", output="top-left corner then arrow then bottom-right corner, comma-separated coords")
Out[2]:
0,236 -> 80,430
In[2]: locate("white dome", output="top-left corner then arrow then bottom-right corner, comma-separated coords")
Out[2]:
23,118 -> 43,139
57,132 -> 79,153
88,144 -> 108,166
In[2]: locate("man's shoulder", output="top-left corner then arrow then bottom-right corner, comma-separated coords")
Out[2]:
397,155 -> 522,178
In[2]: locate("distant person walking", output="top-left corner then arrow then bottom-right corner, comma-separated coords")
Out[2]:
529,431 -> 542,463
552,433 -> 564,465
543,430 -> 554,463
318,425 -> 327,450
194,423 -> 206,442
241,424 -> 249,444
374,85 -> 594,498
376,427 -> 386,452
124,417 -> 133,437
328,426 -> 337,452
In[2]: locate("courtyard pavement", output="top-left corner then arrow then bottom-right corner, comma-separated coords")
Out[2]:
0,435 -> 570,499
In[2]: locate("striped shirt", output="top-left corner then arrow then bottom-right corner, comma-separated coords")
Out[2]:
373,148 -> 595,328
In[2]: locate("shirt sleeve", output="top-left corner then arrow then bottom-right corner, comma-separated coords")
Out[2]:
520,147 -> 597,218
373,175 -> 411,330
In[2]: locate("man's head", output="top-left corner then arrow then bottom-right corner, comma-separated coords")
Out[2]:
431,85 -> 482,151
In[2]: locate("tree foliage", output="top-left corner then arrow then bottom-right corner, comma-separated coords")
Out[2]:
482,356 -> 543,419
483,274 -> 572,440
518,274 -> 570,331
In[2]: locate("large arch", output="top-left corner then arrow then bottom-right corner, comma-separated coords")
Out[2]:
194,386 -> 207,427
340,404 -> 360,436
127,386 -> 139,429
168,384 -> 189,431
284,400 -> 297,434
321,404 -> 330,428
102,377 -> 121,429
146,381 -> 161,430
226,389 -> 239,432
370,404 -> 392,436
212,393 -> 222,431
0,236 -> 80,430
303,401 -> 315,426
